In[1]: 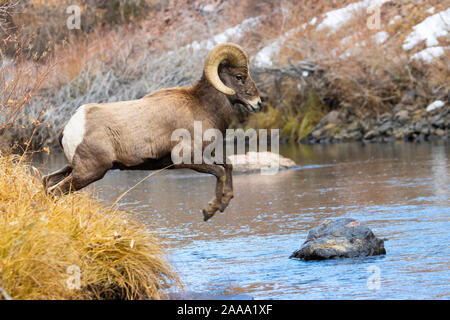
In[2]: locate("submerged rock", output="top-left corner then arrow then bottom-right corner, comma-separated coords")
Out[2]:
290,218 -> 386,261
228,152 -> 296,173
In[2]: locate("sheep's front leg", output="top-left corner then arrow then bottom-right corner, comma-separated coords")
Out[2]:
173,164 -> 226,221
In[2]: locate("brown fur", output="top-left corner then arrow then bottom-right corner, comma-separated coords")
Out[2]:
42,57 -> 261,221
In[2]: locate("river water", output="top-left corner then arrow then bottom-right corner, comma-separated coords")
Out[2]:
37,141 -> 449,299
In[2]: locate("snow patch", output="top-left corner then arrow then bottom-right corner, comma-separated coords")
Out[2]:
411,46 -> 448,62
253,41 -> 282,68
426,100 -> 445,112
389,15 -> 401,25
212,18 -> 258,44
186,17 -> 261,52
403,9 -> 450,51
317,0 -> 390,32
373,31 -> 389,44
253,23 -> 306,67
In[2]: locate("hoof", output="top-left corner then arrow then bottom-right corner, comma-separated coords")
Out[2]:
220,192 -> 233,212
202,209 -> 215,222
219,202 -> 227,212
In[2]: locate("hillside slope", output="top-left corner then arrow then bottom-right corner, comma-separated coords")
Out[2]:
0,0 -> 448,149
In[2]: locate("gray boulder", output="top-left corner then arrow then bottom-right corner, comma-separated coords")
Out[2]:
320,111 -> 341,125
364,130 -> 379,140
394,110 -> 409,124
228,152 -> 296,173
290,218 -> 386,261
377,120 -> 393,135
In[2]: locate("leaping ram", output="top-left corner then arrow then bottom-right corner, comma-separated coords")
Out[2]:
42,43 -> 262,221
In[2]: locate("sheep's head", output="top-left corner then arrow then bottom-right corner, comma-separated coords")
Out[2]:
204,43 -> 262,113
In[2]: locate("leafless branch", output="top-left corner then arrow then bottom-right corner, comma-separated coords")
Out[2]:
0,1 -> 18,33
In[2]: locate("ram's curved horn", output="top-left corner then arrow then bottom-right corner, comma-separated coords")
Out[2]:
204,43 -> 248,95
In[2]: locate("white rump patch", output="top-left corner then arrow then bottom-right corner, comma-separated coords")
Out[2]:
62,104 -> 87,163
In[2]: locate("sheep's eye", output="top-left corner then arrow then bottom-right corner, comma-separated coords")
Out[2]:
235,75 -> 245,82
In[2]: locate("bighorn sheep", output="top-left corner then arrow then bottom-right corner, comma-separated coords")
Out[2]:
42,43 -> 262,221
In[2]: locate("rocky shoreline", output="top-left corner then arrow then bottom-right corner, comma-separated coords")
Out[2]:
301,103 -> 449,145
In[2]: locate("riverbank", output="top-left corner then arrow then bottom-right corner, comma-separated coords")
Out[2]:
1,1 -> 448,151
301,104 -> 449,144
0,153 -> 180,300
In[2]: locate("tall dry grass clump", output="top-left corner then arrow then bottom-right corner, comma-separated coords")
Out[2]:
0,153 -> 180,300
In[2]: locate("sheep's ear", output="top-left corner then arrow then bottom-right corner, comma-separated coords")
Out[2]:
218,61 -> 230,72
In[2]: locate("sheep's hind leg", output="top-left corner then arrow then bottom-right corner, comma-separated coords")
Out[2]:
42,165 -> 72,192
46,173 -> 74,196
47,159 -> 111,197
173,164 -> 226,221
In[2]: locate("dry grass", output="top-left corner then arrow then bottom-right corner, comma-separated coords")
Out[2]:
0,0 -> 163,59
0,153 -> 180,300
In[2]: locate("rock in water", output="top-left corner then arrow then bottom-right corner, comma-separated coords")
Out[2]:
290,218 -> 386,260
228,152 -> 296,173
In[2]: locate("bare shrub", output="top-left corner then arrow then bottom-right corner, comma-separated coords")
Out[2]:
0,0 -> 165,59
0,44 -> 52,152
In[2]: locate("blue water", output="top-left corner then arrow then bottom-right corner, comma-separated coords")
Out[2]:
172,203 -> 449,299
40,141 -> 450,299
